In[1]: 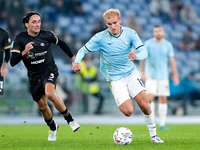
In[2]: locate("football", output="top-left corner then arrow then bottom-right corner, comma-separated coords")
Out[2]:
113,127 -> 133,145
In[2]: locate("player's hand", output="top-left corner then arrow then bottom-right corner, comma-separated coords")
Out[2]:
72,63 -> 81,73
22,42 -> 34,56
71,56 -> 76,65
172,75 -> 179,86
1,62 -> 8,77
128,52 -> 137,61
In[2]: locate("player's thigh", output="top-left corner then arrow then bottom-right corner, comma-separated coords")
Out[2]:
127,70 -> 146,98
145,79 -> 158,95
157,80 -> 170,97
108,79 -> 131,107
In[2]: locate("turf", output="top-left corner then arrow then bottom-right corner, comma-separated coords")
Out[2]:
0,124 -> 199,150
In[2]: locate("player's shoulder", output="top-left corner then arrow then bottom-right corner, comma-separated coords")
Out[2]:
15,31 -> 28,39
145,38 -> 154,44
0,28 -> 6,33
123,26 -> 136,33
0,28 -> 8,36
40,29 -> 54,35
163,38 -> 172,45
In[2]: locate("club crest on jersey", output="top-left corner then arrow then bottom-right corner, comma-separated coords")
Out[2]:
123,38 -> 129,44
40,43 -> 45,46
26,51 -> 35,59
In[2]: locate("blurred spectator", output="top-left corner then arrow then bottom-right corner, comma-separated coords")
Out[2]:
76,56 -> 104,115
179,4 -> 199,25
194,35 -> 200,50
53,0 -> 66,15
7,0 -> 28,19
168,0 -> 183,23
149,0 -> 170,22
125,14 -> 142,35
7,15 -> 21,40
169,72 -> 200,115
0,0 -> 7,26
91,20 -> 103,37
66,0 -> 84,15
178,26 -> 196,51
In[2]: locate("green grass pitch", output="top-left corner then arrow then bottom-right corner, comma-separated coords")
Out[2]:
0,124 -> 199,150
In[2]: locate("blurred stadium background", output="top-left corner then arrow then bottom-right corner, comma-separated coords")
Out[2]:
0,0 -> 200,121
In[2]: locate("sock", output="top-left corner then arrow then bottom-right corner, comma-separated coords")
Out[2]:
60,109 -> 74,124
149,101 -> 155,116
45,118 -> 56,131
144,112 -> 157,138
158,103 -> 167,127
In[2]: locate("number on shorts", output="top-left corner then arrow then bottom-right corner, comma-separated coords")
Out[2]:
0,81 -> 3,89
137,78 -> 144,87
48,73 -> 54,81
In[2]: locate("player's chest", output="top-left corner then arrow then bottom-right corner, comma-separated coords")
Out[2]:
101,36 -> 131,54
22,37 -> 51,52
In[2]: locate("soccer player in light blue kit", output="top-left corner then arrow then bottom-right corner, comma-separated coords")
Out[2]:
73,9 -> 164,143
140,26 -> 179,130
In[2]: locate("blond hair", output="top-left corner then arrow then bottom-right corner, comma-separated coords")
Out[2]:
103,8 -> 121,20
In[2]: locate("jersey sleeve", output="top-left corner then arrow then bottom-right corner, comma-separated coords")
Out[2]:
168,42 -> 174,57
48,30 -> 58,44
3,31 -> 11,50
130,29 -> 144,49
11,35 -> 23,54
85,33 -> 100,52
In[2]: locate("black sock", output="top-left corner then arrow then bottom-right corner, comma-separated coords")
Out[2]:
45,118 -> 56,131
60,109 -> 74,124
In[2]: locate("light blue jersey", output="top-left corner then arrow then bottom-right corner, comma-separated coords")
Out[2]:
144,38 -> 174,80
74,26 -> 147,81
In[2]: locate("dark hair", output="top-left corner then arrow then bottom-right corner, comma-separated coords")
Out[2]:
22,11 -> 40,27
154,25 -> 161,28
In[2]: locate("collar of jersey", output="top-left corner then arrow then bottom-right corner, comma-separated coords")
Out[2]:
108,26 -> 124,38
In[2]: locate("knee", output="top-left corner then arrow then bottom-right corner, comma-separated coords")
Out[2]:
123,107 -> 134,117
38,105 -> 48,113
46,91 -> 55,101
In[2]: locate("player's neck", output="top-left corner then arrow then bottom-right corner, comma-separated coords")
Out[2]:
155,38 -> 163,44
27,30 -> 39,37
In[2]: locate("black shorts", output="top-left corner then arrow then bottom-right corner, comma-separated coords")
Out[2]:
29,71 -> 59,102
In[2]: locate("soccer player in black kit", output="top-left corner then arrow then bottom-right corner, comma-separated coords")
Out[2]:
0,28 -> 11,95
10,11 -> 80,141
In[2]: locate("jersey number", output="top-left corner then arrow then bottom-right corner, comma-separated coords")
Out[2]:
48,73 -> 54,81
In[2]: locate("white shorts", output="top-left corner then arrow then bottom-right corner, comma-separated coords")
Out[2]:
108,70 -> 145,107
145,79 -> 170,96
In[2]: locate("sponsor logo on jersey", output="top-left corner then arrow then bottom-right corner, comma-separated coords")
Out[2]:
31,59 -> 45,64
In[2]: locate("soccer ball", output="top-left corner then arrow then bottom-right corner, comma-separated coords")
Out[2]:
113,127 -> 133,145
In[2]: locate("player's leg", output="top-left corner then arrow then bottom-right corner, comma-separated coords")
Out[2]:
145,79 -> 157,116
158,96 -> 168,130
37,95 -> 58,141
119,99 -> 134,116
108,79 -> 134,117
45,83 -> 80,132
157,80 -> 170,130
134,91 -> 163,143
128,70 -> 163,143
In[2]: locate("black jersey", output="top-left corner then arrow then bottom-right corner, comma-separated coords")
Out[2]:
11,30 -> 59,78
0,28 -> 11,65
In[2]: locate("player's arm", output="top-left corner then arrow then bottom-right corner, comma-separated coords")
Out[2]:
57,38 -> 75,63
72,46 -> 89,73
140,60 -> 146,82
169,57 -> 179,85
10,42 -> 34,67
